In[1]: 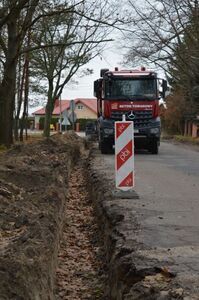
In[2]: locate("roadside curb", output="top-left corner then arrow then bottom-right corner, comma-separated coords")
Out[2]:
87,148 -> 144,299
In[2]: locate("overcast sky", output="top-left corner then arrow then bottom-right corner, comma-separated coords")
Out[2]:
62,43 -> 124,100
61,42 -> 165,100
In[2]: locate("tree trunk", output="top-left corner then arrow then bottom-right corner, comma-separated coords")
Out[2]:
20,57 -> 29,141
0,19 -> 18,147
43,80 -> 54,137
14,57 -> 26,141
20,31 -> 30,141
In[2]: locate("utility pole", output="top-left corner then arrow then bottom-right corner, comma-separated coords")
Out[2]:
59,94 -> 62,133
69,100 -> 76,130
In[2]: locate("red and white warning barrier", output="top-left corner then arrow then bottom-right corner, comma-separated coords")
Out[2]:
115,120 -> 134,190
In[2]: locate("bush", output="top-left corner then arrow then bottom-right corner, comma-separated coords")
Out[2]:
161,90 -> 187,135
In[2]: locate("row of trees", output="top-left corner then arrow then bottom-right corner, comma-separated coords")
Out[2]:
1,0 -> 198,145
0,0 -> 127,146
124,0 -> 199,134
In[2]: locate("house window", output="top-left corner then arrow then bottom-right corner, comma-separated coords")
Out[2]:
77,104 -> 84,110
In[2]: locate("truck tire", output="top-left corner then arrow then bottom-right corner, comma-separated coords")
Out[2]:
149,141 -> 159,154
101,141 -> 111,154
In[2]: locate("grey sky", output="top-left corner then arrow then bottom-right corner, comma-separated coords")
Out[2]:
62,45 -> 124,99
61,43 -> 165,100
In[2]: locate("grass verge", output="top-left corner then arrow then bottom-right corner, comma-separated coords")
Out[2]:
174,135 -> 199,145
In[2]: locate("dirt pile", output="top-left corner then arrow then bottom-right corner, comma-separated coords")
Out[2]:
0,133 -> 82,300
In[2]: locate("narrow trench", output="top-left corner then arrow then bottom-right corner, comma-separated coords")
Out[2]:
55,160 -> 108,300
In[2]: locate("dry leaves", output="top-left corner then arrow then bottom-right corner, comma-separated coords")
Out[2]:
55,165 -> 107,300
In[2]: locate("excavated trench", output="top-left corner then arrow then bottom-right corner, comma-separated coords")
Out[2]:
54,151 -> 161,300
55,161 -> 108,300
0,134 -> 183,300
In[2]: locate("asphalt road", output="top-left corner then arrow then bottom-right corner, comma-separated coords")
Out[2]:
102,141 -> 199,295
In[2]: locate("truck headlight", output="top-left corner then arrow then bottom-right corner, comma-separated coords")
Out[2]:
104,128 -> 114,134
150,128 -> 159,134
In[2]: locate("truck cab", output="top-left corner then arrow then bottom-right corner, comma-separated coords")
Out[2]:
94,67 -> 167,154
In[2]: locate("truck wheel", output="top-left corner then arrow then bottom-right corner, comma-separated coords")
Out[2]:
101,141 -> 110,154
149,141 -> 159,154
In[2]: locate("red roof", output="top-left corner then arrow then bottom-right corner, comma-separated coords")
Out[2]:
75,98 -> 97,113
53,101 -> 70,114
33,100 -> 70,115
33,98 -> 97,115
33,107 -> 45,115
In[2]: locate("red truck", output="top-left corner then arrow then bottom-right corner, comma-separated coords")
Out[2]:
94,67 -> 167,154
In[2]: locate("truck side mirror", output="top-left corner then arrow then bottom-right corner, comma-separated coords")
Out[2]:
100,68 -> 109,77
94,80 -> 99,98
158,79 -> 167,99
94,79 -> 102,98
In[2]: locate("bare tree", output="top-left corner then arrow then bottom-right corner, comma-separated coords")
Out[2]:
14,54 -> 26,141
123,0 -> 199,119
30,0 -> 119,137
124,0 -> 198,71
0,0 -> 39,146
0,0 -> 129,146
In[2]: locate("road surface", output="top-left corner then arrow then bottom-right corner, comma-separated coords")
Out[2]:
101,141 -> 199,295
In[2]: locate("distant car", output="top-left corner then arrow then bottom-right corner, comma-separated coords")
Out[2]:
85,121 -> 97,138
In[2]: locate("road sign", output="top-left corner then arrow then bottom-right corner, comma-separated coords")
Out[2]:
70,100 -> 75,111
115,120 -> 134,190
62,117 -> 70,126
69,100 -> 76,130
68,111 -> 77,123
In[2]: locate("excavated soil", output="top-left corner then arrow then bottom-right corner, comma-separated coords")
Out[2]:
0,133 -> 107,300
1,133 -> 194,300
55,162 -> 108,299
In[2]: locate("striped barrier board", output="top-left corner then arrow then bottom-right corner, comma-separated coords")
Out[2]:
115,121 -> 134,190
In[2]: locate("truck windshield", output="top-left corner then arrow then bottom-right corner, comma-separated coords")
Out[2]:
105,78 -> 157,100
